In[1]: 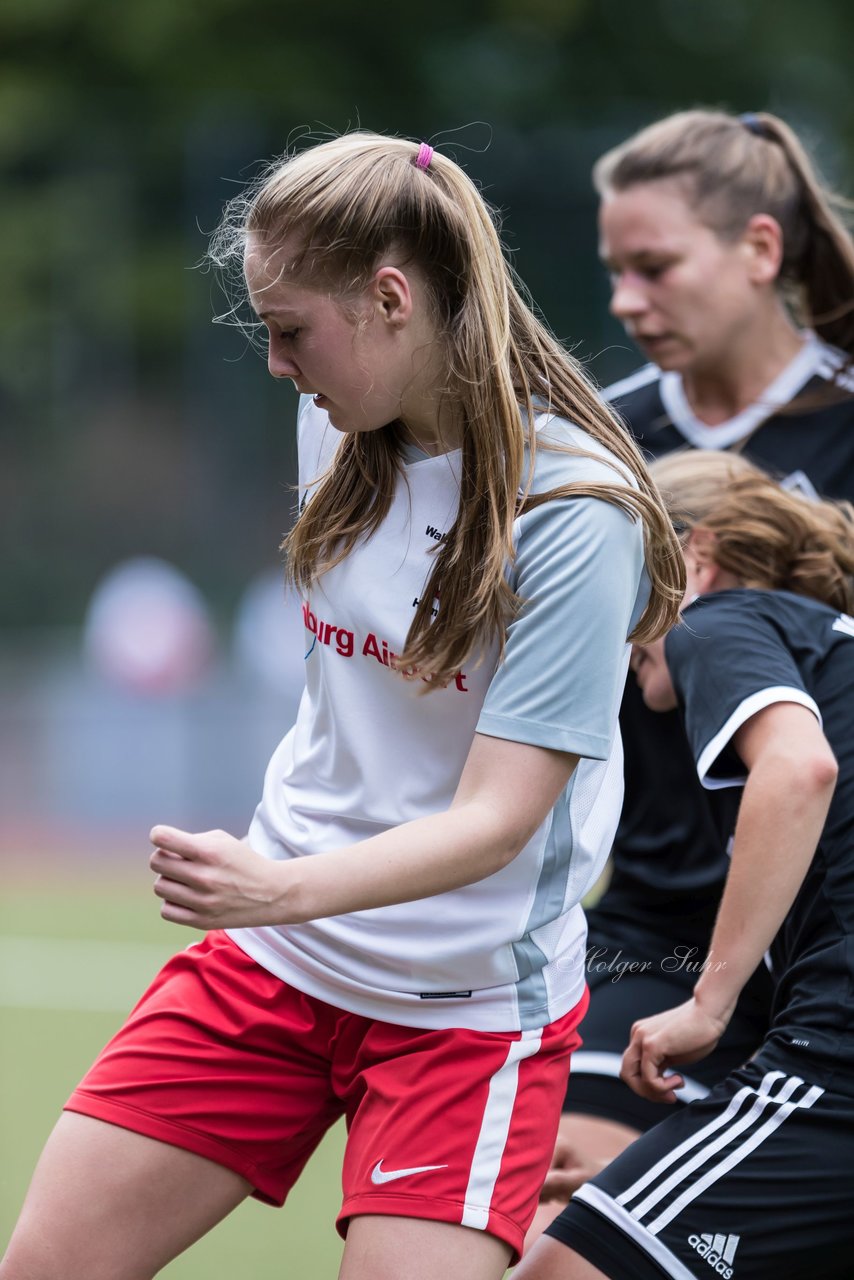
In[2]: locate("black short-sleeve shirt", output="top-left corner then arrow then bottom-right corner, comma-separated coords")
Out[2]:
666,589 -> 854,1082
592,354 -> 854,952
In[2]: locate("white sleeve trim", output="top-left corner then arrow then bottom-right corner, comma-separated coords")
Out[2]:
696,687 -> 822,790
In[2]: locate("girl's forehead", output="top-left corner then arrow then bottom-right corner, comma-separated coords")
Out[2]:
244,236 -> 298,284
600,180 -> 702,235
244,241 -> 316,311
245,270 -> 300,314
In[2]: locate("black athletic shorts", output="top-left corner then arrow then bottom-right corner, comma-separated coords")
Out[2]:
565,934 -> 772,1132
548,1054 -> 854,1279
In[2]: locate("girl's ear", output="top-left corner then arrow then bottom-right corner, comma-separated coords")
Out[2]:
741,213 -> 784,286
372,266 -> 414,328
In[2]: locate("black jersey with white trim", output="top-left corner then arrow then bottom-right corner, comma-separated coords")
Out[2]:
593,349 -> 854,944
666,589 -> 854,1075
605,347 -> 854,497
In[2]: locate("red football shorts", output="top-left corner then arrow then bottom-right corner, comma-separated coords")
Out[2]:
66,930 -> 588,1260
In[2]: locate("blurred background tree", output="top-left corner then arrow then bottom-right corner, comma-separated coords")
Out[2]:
2,0 -> 853,627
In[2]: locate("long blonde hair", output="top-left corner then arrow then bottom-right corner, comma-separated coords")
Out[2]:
651,451 -> 854,613
594,109 -> 854,363
210,133 -> 684,685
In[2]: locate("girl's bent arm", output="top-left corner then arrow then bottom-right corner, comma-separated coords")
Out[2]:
691,701 -> 837,1019
621,700 -> 837,1102
150,732 -> 579,930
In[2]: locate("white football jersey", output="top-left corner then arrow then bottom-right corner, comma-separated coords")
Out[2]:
228,398 -> 648,1030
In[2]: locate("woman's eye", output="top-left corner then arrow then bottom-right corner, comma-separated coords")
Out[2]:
279,328 -> 300,341
640,260 -> 676,281
607,263 -> 670,288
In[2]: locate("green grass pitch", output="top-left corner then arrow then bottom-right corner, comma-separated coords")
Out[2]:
0,875 -> 346,1278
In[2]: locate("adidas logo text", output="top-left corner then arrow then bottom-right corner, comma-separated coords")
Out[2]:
688,1233 -> 739,1278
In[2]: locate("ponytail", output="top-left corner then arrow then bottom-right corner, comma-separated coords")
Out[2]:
651,451 -> 854,613
749,113 -> 854,358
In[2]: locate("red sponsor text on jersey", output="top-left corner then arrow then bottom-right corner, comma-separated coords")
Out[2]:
303,601 -> 468,691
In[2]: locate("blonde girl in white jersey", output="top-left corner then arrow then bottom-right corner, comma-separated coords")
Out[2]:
1,134 -> 682,1280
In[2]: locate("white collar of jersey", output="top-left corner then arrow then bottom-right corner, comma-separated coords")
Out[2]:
398,439 -> 461,466
659,332 -> 831,450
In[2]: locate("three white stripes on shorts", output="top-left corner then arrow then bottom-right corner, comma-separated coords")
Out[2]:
574,1070 -> 823,1272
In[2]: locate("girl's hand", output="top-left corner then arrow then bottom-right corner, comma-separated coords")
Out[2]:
149,825 -> 295,930
539,1133 -> 608,1203
620,997 -> 730,1104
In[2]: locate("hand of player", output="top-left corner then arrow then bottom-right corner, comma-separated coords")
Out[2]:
150,825 -> 295,930
539,1130 -> 608,1203
620,996 -> 730,1104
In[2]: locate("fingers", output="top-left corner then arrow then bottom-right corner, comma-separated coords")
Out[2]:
150,839 -> 211,922
149,825 -> 203,859
147,825 -> 277,932
620,1040 -> 642,1091
152,871 -> 200,906
639,1035 -> 684,1098
620,997 -> 724,1103
149,848 -> 201,885
152,869 -> 209,929
157,899 -> 206,930
149,827 -> 230,893
642,1064 -> 684,1105
621,1034 -> 683,1103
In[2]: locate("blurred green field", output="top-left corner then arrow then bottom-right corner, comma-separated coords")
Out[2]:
0,873 -> 346,1277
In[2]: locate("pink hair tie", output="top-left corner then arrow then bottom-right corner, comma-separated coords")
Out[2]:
414,142 -> 434,171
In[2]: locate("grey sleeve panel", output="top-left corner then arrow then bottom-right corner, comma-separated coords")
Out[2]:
477,494 -> 648,758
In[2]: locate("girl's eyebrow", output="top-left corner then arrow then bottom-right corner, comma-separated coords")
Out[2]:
600,249 -> 675,268
256,307 -> 301,321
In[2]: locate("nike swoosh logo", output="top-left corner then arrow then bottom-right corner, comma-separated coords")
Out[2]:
370,1160 -> 448,1185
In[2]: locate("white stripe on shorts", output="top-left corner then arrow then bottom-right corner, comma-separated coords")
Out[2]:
572,1072 -> 822,1278
645,1080 -> 824,1234
614,1071 -> 823,1234
615,1070 -> 786,1208
460,1028 -> 543,1231
573,1183 -> 699,1280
